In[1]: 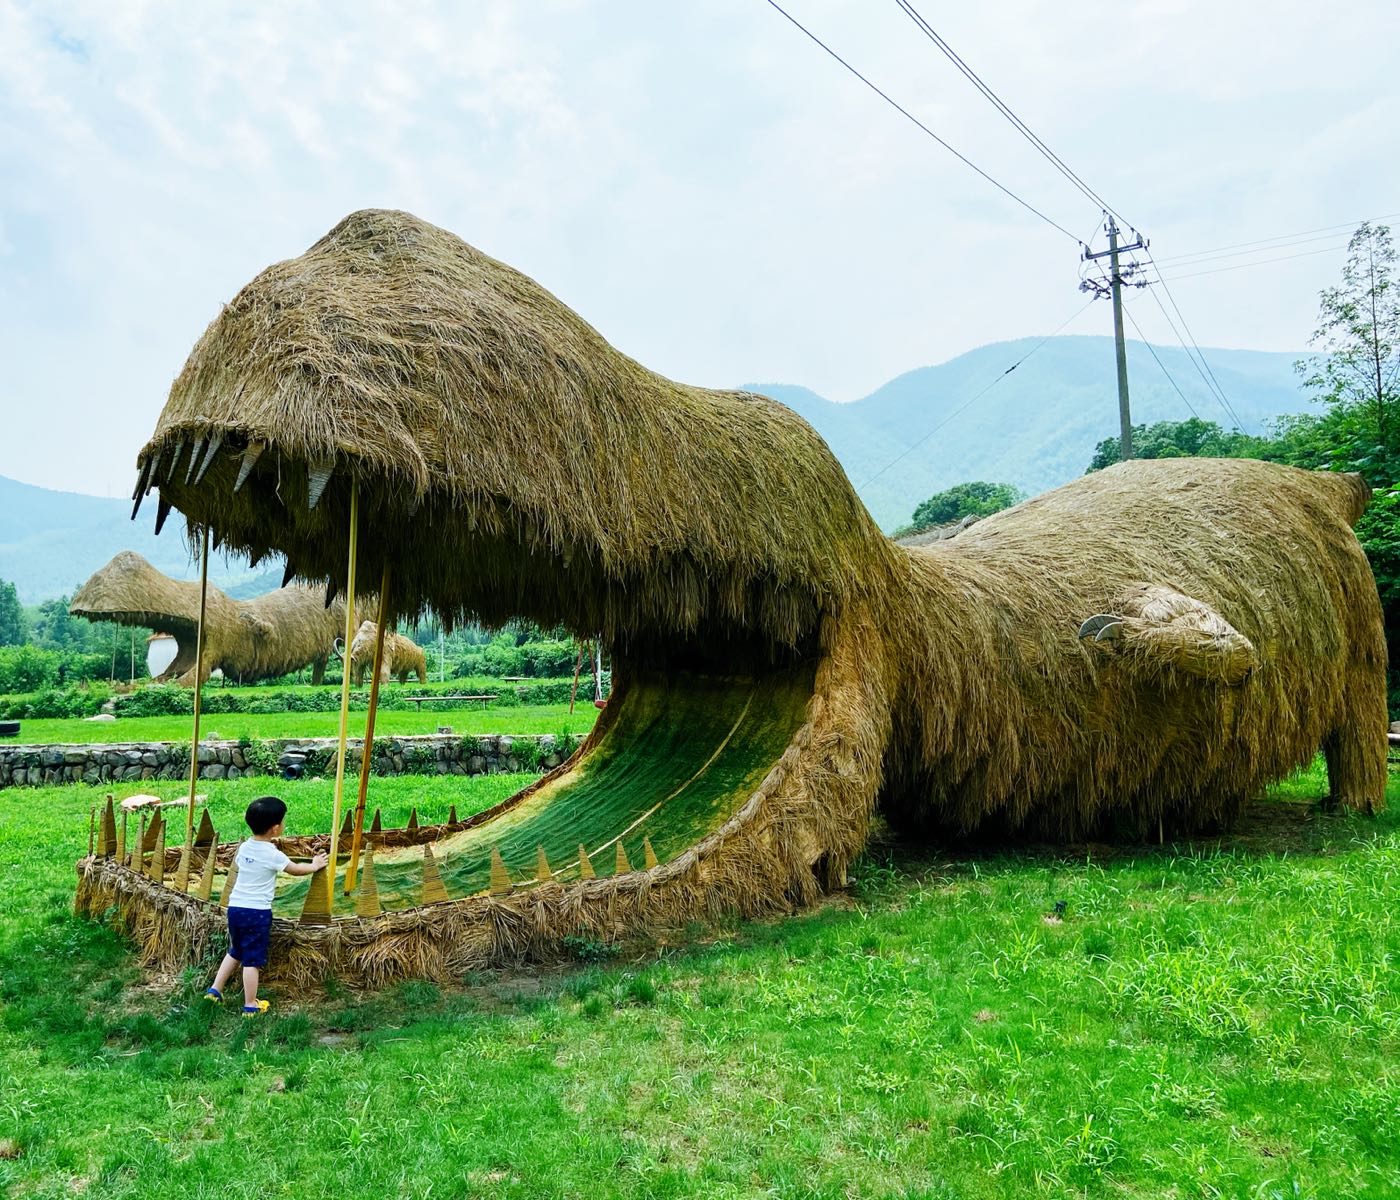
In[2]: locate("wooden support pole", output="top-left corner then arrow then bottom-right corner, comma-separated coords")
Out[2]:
327,480 -> 358,891
568,642 -> 585,714
185,523 -> 210,849
346,562 -> 391,895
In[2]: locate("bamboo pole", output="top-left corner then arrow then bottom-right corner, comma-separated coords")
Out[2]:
185,524 -> 210,849
568,642 -> 585,714
346,562 -> 390,894
326,480 -> 359,885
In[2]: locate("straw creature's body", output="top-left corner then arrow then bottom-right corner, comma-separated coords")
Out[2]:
85,209 -> 1385,985
882,460 -> 1384,838
348,620 -> 427,685
71,551 -> 346,686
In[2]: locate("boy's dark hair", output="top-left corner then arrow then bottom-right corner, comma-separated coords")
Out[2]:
245,796 -> 288,835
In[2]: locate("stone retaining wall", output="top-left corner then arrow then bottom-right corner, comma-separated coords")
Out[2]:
0,733 -> 567,789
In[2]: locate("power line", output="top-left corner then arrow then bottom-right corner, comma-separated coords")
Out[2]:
858,297 -> 1098,489
893,0 -> 1129,231
1119,298 -> 1201,421
1140,269 -> 1249,432
1144,241 -> 1350,283
1153,210 -> 1400,264
1156,230 -> 1354,268
763,0 -> 1083,242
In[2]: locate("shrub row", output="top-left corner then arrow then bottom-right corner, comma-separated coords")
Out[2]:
0,646 -> 126,694
0,675 -> 603,721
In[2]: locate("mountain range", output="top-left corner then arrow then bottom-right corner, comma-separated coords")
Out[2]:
1,335 -> 1309,603
744,334 -> 1307,529
0,475 -> 272,605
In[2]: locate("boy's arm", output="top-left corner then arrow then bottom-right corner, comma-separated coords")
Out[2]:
283,852 -> 329,877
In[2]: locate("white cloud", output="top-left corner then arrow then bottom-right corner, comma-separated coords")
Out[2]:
1,0 -> 1398,492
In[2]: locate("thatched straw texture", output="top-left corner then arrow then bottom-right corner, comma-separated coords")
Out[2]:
139,210 -> 888,648
94,208 -> 1386,985
882,458 -> 1386,838
71,551 -> 347,685
348,620 -> 427,685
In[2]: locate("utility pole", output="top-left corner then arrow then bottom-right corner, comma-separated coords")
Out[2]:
1083,216 -> 1147,462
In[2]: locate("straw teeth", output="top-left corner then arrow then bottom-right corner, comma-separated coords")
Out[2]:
193,433 -> 223,484
307,462 -> 334,510
233,442 -> 265,492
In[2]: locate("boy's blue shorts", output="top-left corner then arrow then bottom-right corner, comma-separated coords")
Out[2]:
227,906 -> 274,968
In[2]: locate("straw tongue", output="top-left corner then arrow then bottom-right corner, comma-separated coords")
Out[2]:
137,208 -> 893,649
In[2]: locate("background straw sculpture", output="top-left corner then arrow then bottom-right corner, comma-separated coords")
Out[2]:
70,550 -> 350,686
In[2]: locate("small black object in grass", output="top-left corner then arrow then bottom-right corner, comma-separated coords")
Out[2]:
1053,900 -> 1068,916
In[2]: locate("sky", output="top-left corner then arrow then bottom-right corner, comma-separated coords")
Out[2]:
1,0 -> 1398,496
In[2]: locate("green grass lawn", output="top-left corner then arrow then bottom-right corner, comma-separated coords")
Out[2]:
5,702 -> 598,745
1,762 -> 1398,1197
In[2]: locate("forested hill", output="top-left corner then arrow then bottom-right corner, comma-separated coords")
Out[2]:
4,336 -> 1307,601
0,475 -> 265,605
747,335 -> 1306,530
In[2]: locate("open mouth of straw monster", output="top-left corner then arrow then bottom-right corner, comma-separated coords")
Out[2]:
130,209 -> 877,918
140,432 -> 824,915
270,662 -> 815,915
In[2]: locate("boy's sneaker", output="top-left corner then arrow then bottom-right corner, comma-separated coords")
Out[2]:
242,1000 -> 270,1018
204,988 -> 222,1003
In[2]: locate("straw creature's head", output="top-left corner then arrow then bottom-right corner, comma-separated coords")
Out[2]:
70,550 -> 226,643
349,620 -> 377,660
136,209 -> 896,663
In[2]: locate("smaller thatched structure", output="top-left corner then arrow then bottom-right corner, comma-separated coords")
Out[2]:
71,551 -> 347,685
348,620 -> 427,685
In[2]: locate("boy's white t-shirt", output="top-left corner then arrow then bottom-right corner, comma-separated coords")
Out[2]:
227,838 -> 291,910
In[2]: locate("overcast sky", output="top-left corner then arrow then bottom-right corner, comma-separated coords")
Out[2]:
2,0 -> 1397,496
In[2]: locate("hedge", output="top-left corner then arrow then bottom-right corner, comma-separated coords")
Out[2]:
0,675 -> 604,721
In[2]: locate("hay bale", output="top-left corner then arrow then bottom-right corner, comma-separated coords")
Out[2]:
71,551 -> 347,686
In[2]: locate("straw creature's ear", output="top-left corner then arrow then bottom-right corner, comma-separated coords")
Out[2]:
1079,584 -> 1258,685
239,611 -> 274,639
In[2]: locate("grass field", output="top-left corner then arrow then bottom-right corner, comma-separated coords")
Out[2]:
1,763 -> 1398,1197
4,702 -> 598,745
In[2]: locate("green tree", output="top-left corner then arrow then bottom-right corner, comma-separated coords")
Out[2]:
1296,222 -> 1400,451
1087,417 -> 1259,472
909,481 -> 1023,530
0,580 -> 23,646
28,595 -> 109,653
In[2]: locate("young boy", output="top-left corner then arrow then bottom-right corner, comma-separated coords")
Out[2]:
205,796 -> 327,1016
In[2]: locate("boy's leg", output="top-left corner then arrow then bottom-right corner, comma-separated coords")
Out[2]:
211,954 -> 240,996
242,965 -> 260,1008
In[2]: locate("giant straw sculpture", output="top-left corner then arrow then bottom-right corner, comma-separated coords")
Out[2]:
76,209 -> 1385,986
